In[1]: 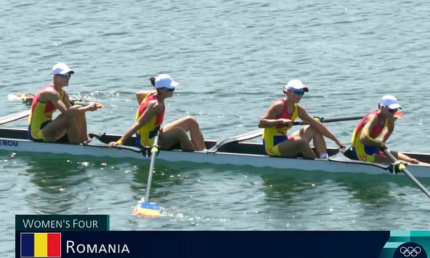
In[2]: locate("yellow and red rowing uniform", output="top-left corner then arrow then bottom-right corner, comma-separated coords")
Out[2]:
28,85 -> 64,141
263,99 -> 298,156
135,92 -> 165,148
350,110 -> 387,162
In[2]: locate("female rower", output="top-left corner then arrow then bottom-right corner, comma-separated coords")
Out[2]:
109,74 -> 206,151
28,63 -> 101,144
350,95 -> 427,165
258,79 -> 345,159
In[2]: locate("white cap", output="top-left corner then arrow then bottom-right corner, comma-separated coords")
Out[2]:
283,79 -> 309,92
51,63 -> 74,75
154,74 -> 178,90
380,95 -> 402,109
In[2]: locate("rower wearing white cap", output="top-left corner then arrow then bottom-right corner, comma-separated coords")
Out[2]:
28,63 -> 101,144
109,74 -> 206,151
350,95 -> 425,164
258,79 -> 345,159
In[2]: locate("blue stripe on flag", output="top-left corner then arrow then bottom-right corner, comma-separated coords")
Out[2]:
21,233 -> 34,257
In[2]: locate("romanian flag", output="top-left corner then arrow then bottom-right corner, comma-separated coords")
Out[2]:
20,233 -> 61,258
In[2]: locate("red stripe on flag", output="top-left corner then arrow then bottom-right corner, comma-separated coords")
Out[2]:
47,233 -> 61,257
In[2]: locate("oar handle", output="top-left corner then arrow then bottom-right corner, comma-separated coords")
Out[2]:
384,149 -> 430,199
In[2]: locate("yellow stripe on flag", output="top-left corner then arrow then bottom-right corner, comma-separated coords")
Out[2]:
34,233 -> 48,257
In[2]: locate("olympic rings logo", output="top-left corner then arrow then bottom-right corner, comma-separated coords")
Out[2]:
400,246 -> 422,257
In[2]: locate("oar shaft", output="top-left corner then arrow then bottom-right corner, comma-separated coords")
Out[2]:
0,110 -> 30,125
320,116 -> 363,123
384,149 -> 430,199
293,116 -> 363,125
144,135 -> 159,202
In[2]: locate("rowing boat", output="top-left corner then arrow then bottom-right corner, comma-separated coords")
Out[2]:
0,128 -> 429,177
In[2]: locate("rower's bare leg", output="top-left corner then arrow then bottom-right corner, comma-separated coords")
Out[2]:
372,150 -> 422,165
277,135 -> 317,159
296,126 -> 327,157
188,118 -> 205,150
159,127 -> 195,151
42,113 -> 81,143
392,151 -> 423,165
374,155 -> 390,164
161,116 -> 206,151
73,109 -> 90,142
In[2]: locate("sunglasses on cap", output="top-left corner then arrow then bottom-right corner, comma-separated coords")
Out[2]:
162,87 -> 175,92
291,89 -> 305,95
385,106 -> 398,113
55,73 -> 72,78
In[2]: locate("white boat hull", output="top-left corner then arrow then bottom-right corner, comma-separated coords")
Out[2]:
0,128 -> 429,178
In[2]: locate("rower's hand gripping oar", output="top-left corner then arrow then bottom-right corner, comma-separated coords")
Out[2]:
133,134 -> 162,217
383,149 -> 430,199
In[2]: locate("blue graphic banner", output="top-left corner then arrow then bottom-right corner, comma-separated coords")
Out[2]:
16,231 -> 391,258
15,214 -> 430,258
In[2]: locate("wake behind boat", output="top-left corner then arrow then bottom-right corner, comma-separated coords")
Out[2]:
0,127 -> 429,178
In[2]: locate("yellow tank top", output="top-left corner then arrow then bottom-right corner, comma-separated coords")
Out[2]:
263,100 -> 299,144
135,92 -> 165,148
28,85 -> 64,140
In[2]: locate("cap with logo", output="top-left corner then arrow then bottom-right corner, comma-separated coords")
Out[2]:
380,95 -> 402,109
154,74 -> 178,90
283,79 -> 309,93
51,63 -> 74,75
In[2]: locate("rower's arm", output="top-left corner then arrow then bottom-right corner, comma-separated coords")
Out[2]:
42,89 -> 70,115
381,119 -> 394,143
65,90 -> 99,112
394,151 -> 420,164
115,101 -> 160,145
258,101 -> 291,128
298,105 -> 344,147
43,89 -> 98,115
359,115 -> 385,148
136,91 -> 152,104
62,91 -> 72,108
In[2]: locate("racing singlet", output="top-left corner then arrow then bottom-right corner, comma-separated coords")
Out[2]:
28,85 -> 64,141
263,99 -> 299,156
135,92 -> 165,148
351,110 -> 387,161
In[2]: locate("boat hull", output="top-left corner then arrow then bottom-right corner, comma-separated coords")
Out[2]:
1,128 -> 429,177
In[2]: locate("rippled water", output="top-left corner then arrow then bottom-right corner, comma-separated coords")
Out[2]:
1,0 -> 430,255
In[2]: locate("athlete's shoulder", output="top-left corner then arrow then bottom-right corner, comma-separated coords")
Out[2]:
147,99 -> 162,111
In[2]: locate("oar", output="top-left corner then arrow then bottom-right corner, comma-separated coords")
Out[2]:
0,101 -> 102,127
5,91 -> 101,126
0,110 -> 30,125
133,135 -> 161,217
383,149 -> 430,199
308,116 -> 363,124
209,115 -> 363,152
